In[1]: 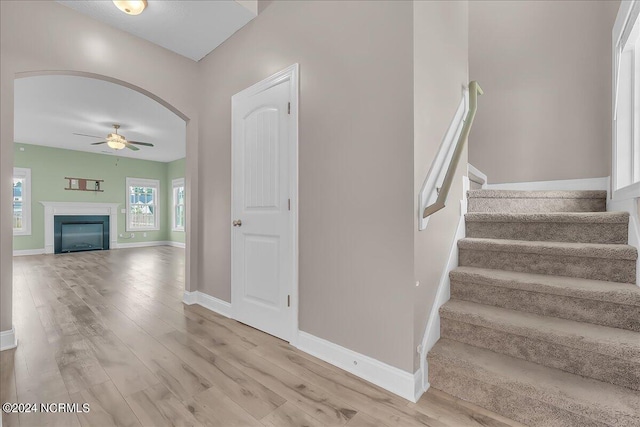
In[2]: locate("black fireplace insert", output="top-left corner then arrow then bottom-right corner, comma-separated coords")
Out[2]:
54,215 -> 110,254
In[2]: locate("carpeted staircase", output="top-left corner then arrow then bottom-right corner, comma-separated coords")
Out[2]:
428,189 -> 640,427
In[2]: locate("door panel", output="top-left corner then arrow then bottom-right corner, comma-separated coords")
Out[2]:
244,108 -> 280,210
232,78 -> 292,341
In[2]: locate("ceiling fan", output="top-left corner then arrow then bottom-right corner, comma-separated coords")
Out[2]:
73,124 -> 154,151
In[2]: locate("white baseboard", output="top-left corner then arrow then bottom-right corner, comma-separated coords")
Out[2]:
296,331 -> 421,403
183,291 -> 198,305
487,176 -> 609,192
115,241 -> 171,249
13,248 -> 45,256
116,241 -> 185,249
182,291 -> 231,318
0,327 -> 17,351
14,241 -> 184,255
185,292 -> 420,402
166,241 -> 186,249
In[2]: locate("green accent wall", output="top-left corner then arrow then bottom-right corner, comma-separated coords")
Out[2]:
13,143 -> 185,251
167,158 -> 186,244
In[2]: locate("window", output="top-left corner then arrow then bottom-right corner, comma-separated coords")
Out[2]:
126,177 -> 160,231
172,178 -> 185,232
13,167 -> 31,236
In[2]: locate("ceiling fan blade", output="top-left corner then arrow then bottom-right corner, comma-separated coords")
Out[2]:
73,133 -> 104,139
127,141 -> 154,147
125,142 -> 140,151
90,141 -> 107,145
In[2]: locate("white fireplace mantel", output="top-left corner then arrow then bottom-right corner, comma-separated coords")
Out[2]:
40,201 -> 120,254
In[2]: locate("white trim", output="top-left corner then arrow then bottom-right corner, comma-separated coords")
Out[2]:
13,248 -> 45,256
467,164 -> 487,188
296,331 -> 421,403
230,64 -> 300,345
187,293 -> 420,402
126,177 -> 160,232
166,241 -> 186,249
13,242 -> 185,255
487,176 -> 609,193
182,291 -> 198,305
12,167 -> 31,236
418,178 -> 468,395
613,0 -> 639,192
115,241 -> 179,249
182,291 -> 232,318
419,88 -> 469,230
40,201 -> 119,254
608,195 -> 640,286
613,180 -> 640,201
0,327 -> 17,351
171,177 -> 186,232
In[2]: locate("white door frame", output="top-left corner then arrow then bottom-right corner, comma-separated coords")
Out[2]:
230,64 -> 299,345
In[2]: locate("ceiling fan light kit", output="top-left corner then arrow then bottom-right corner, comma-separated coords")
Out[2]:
106,133 -> 127,150
75,124 -> 154,152
113,0 -> 147,16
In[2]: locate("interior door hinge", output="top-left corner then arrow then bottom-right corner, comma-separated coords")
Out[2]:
288,198 -> 291,211
287,295 -> 291,307
287,102 -> 291,115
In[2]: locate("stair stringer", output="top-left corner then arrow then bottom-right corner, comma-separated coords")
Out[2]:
608,196 -> 640,286
418,176 -> 468,393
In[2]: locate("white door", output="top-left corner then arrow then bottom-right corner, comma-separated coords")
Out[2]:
231,67 -> 297,342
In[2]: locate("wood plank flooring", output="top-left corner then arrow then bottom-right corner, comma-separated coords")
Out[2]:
2,247 -> 525,427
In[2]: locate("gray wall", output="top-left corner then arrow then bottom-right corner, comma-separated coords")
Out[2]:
413,0 -> 468,371
198,0 -> 416,372
469,0 -> 620,184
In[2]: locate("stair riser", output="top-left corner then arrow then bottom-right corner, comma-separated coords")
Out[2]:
450,280 -> 640,332
465,221 -> 627,244
440,319 -> 639,391
428,361 -> 606,427
458,249 -> 636,283
468,198 -> 606,213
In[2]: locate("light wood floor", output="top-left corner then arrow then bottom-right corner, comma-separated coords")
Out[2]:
1,247 -> 524,427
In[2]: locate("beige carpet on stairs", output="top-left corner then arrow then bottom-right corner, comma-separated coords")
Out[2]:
427,190 -> 640,427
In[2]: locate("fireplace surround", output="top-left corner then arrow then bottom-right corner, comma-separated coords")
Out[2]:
40,202 -> 119,254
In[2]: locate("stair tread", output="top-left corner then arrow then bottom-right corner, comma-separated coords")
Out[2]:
441,300 -> 640,362
467,190 -> 607,199
459,237 -> 638,260
465,211 -> 629,223
429,339 -> 640,423
450,266 -> 640,306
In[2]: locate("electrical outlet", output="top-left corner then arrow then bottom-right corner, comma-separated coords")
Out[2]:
119,233 -> 123,238
131,233 -> 135,238
143,232 -> 147,238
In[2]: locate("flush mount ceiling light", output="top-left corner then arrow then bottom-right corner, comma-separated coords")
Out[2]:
112,0 -> 148,16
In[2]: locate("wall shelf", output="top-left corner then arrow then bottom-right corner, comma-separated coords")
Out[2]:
64,177 -> 104,192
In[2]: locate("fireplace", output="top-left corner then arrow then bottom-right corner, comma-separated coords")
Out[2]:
54,215 -> 110,254
40,202 -> 120,254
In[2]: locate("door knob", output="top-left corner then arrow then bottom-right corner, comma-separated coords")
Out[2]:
233,219 -> 242,227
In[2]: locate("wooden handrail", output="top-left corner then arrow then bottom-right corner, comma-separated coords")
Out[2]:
423,81 -> 483,218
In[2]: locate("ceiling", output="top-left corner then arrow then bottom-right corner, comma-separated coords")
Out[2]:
57,0 -> 257,61
14,75 -> 186,163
